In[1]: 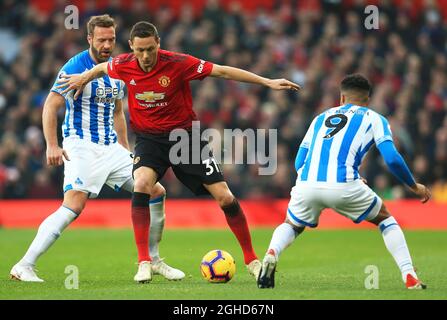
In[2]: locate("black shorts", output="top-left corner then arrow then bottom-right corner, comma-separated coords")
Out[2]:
133,131 -> 224,195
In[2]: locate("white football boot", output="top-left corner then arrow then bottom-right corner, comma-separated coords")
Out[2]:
134,261 -> 152,283
10,263 -> 44,282
246,259 -> 262,280
151,259 -> 185,280
257,252 -> 277,288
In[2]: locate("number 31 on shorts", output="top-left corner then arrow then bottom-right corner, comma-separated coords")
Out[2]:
203,158 -> 221,176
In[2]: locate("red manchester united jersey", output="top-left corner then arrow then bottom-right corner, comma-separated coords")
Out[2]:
107,49 -> 213,133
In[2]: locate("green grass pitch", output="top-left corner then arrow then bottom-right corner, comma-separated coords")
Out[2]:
1,228 -> 446,300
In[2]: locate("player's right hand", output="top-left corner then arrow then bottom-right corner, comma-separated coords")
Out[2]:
409,183 -> 431,203
55,73 -> 87,100
46,145 -> 70,166
267,78 -> 301,91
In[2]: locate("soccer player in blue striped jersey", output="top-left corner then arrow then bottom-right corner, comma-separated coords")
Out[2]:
10,15 -> 184,283
258,74 -> 431,290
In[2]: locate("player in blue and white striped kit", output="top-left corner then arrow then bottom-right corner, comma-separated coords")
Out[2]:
258,74 -> 431,290
10,15 -> 184,283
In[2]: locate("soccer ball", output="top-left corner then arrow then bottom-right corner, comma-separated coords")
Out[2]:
200,249 -> 236,283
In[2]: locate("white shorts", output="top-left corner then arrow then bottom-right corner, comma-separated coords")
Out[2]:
287,179 -> 382,228
62,137 -> 133,198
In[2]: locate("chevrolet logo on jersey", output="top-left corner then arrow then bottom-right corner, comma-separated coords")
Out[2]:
135,91 -> 165,102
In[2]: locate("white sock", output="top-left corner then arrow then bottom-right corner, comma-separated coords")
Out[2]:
267,223 -> 300,260
149,195 -> 165,262
378,216 -> 417,282
19,206 -> 78,267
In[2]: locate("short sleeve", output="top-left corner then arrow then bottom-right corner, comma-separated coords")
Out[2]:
371,111 -> 393,146
107,58 -> 122,80
117,80 -> 125,99
182,55 -> 213,82
50,60 -> 80,98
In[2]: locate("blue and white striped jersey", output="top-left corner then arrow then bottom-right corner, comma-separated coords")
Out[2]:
51,50 -> 125,145
297,103 -> 393,183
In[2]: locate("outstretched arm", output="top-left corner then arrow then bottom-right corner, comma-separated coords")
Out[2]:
210,64 -> 300,91
55,62 -> 109,99
377,140 -> 431,203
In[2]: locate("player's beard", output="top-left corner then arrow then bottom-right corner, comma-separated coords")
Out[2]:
91,45 -> 112,63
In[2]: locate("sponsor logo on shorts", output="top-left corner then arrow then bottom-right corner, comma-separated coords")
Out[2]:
133,156 -> 141,165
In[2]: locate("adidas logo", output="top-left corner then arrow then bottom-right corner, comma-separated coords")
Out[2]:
75,177 -> 83,185
130,79 -> 136,85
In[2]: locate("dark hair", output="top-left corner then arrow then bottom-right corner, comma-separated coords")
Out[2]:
130,21 -> 159,41
340,74 -> 371,96
87,14 -> 116,36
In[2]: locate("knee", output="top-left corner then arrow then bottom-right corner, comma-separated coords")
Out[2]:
379,203 -> 391,216
133,168 -> 157,194
151,183 -> 166,199
134,177 -> 153,194
63,191 -> 87,214
368,203 -> 392,226
217,193 -> 236,209
285,219 -> 305,236
64,202 -> 85,215
220,196 -> 242,217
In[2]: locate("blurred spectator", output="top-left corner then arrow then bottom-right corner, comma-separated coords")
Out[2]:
373,174 -> 394,200
0,1 -> 446,201
27,168 -> 60,198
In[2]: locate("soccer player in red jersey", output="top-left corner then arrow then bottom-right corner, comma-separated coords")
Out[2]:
11,16 -> 183,283
58,21 -> 301,282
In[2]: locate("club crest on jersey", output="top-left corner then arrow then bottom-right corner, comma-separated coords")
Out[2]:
158,75 -> 170,87
135,91 -> 165,103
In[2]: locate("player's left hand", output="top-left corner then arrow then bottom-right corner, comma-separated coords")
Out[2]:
55,73 -> 87,100
267,79 -> 301,91
409,183 -> 431,204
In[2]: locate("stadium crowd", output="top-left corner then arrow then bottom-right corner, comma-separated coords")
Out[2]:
0,0 -> 446,201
